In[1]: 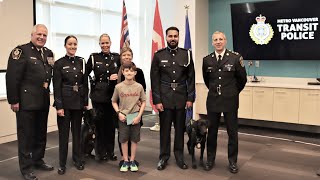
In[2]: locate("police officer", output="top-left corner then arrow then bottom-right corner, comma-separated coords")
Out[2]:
202,31 -> 247,173
151,26 -> 195,170
53,35 -> 88,175
86,34 -> 121,161
6,24 -> 54,180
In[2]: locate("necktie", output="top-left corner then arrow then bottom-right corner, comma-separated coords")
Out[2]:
39,49 -> 44,61
218,54 -> 222,64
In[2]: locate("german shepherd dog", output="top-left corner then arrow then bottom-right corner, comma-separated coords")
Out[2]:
81,108 -> 98,159
186,119 -> 208,169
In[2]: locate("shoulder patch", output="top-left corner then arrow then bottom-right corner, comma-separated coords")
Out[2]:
11,48 -> 22,60
239,56 -> 245,67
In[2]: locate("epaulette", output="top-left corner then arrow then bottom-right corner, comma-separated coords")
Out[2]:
229,50 -> 240,56
110,52 -> 119,56
155,48 -> 166,53
90,53 -> 99,56
76,56 -> 85,60
43,47 -> 51,52
204,52 -> 214,59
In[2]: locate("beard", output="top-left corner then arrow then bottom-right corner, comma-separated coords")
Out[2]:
167,40 -> 178,49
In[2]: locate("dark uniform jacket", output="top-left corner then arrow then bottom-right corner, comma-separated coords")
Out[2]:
86,52 -> 121,103
6,42 -> 54,110
202,49 -> 247,112
53,55 -> 88,110
150,47 -> 195,109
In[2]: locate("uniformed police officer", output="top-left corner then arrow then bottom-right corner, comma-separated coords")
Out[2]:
202,31 -> 247,173
53,35 -> 88,175
6,24 -> 54,180
151,26 -> 195,170
86,34 -> 121,161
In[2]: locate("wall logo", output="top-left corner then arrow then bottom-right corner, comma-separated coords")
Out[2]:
250,14 -> 274,45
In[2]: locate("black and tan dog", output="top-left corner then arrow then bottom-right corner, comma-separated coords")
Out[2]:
81,108 -> 98,159
186,119 -> 208,169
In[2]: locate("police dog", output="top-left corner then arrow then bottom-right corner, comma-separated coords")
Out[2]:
186,119 -> 208,169
81,108 -> 98,159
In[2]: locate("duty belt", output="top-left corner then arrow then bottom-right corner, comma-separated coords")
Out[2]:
160,80 -> 186,89
63,84 -> 83,92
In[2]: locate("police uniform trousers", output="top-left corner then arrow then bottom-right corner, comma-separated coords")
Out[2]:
207,111 -> 238,163
16,109 -> 49,174
57,109 -> 83,167
159,108 -> 186,161
92,102 -> 116,157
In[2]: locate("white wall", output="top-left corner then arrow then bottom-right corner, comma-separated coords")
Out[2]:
0,0 -> 34,70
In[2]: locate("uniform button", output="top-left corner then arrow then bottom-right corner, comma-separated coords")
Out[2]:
173,80 -> 176,82
173,88 -> 176,91
66,71 -> 69,73
107,71 -> 109,73
106,64 -> 109,66
173,62 -> 175,64
100,78 -> 102,80
97,66 -> 100,68
72,61 -> 74,63
219,93 -> 221,95
46,71 -> 48,73
219,77 -> 221,79
75,82 -> 78,85
99,81 -> 102,82
219,84 -> 221,87
47,79 -> 49,81
73,67 -> 76,70
173,54 -> 175,56
44,64 -> 46,66
173,71 -> 175,73
24,89 -> 27,92
164,65 -> 166,67
75,75 -> 78,77
219,69 -> 221,71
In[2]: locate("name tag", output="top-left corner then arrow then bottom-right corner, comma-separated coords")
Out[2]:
30,57 -> 37,60
63,66 -> 70,69
161,60 -> 168,62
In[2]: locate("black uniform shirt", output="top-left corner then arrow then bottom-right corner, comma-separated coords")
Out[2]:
202,49 -> 247,112
53,55 -> 88,110
86,52 -> 121,103
6,42 -> 54,110
150,47 -> 195,109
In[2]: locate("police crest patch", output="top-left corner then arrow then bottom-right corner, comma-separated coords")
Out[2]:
11,48 -> 22,60
249,14 -> 274,45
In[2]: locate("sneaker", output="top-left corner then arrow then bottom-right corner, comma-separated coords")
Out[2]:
130,161 -> 139,172
150,123 -> 160,131
120,161 -> 130,172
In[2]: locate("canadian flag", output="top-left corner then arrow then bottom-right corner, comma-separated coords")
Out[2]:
150,0 -> 165,112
